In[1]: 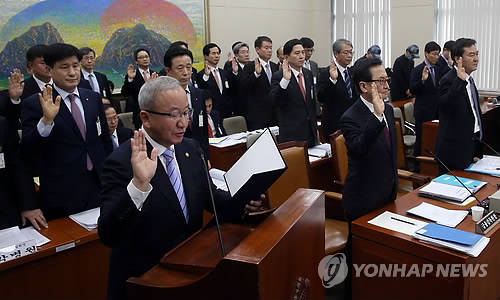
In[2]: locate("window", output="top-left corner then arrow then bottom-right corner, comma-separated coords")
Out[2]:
332,0 -> 391,67
436,0 -> 500,92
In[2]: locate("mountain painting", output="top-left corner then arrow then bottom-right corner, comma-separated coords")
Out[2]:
0,0 -> 207,89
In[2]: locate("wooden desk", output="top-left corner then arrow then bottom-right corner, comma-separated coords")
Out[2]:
351,171 -> 500,300
209,143 -> 335,191
0,218 -> 110,300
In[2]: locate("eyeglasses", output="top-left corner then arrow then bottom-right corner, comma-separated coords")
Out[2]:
365,78 -> 391,86
82,56 -> 95,61
144,108 -> 193,120
106,116 -> 118,122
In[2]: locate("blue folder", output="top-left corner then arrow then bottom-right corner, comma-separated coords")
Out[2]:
415,223 -> 482,246
432,174 -> 486,192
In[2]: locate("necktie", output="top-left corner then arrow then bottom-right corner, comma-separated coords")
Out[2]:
265,63 -> 272,84
208,122 -> 214,138
112,135 -> 118,150
429,66 -> 436,86
297,73 -> 306,102
68,94 -> 93,170
162,148 -> 189,222
382,120 -> 391,149
468,77 -> 483,140
143,71 -> 150,80
87,73 -> 99,93
344,69 -> 352,98
213,69 -> 222,93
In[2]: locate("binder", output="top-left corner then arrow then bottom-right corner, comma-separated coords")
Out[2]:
224,128 -> 287,203
415,223 -> 482,246
432,174 -> 486,193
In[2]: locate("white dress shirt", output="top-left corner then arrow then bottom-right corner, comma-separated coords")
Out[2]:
455,66 -> 481,134
202,65 -> 223,94
279,67 -> 306,92
329,59 -> 348,85
81,69 -> 100,93
360,95 -> 386,126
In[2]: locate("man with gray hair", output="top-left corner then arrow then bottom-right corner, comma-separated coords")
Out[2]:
318,38 -> 357,140
98,76 -> 263,300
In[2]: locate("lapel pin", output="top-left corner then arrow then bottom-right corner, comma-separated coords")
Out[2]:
85,98 -> 88,102
185,152 -> 190,158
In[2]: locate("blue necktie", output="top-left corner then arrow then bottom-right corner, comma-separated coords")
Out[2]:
344,69 -> 352,98
429,66 -> 436,86
265,63 -> 272,84
162,148 -> 189,222
468,77 -> 483,140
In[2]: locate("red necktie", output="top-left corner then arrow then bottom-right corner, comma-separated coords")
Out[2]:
297,73 -> 306,102
208,123 -> 214,138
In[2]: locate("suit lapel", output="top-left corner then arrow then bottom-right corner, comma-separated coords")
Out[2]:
174,142 -> 196,224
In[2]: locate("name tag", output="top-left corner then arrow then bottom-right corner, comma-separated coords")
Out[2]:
96,116 -> 102,136
198,112 -> 204,127
225,81 -> 229,89
313,76 -> 317,85
0,153 -> 5,169
194,83 -> 199,88
102,89 -> 107,98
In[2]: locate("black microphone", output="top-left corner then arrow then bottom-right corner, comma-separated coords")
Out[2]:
472,135 -> 500,157
197,147 -> 226,257
425,148 -> 487,209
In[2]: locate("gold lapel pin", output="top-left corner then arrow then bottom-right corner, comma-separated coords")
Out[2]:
185,152 -> 190,158
85,98 -> 88,101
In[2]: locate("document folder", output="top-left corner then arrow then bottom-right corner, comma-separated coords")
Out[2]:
415,223 -> 482,246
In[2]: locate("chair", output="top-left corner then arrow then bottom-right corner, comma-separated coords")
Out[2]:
223,116 -> 247,135
120,100 -> 126,113
403,102 -> 415,125
393,107 -> 416,156
117,112 -> 134,130
246,131 -> 277,149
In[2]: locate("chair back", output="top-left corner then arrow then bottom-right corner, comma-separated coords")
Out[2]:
117,112 -> 134,130
329,130 -> 348,186
392,107 -> 405,134
403,102 -> 415,124
223,116 -> 247,135
267,141 -> 311,208
394,119 -> 407,169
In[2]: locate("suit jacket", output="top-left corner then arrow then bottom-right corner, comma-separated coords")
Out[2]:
116,126 -> 133,145
240,60 -> 279,130
436,68 -> 482,170
79,71 -> 113,99
271,68 -> 318,147
98,137 -> 246,300
21,87 -> 113,219
437,55 -> 452,79
210,109 -> 226,137
121,69 -> 152,129
317,67 -> 357,140
391,54 -> 414,101
186,85 -> 209,157
197,67 -> 236,118
340,99 -> 398,221
20,76 -> 44,100
223,60 -> 249,117
410,62 -> 440,122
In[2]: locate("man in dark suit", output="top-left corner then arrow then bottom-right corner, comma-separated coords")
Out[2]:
158,41 -> 199,87
204,91 -> 226,137
436,38 -> 482,174
300,37 -> 320,117
121,48 -> 157,129
240,36 -> 279,130
21,43 -> 113,221
317,38 -> 356,140
271,39 -> 317,147
78,47 -> 116,109
98,76 -> 263,300
104,105 -> 132,151
164,46 -> 209,157
391,44 -> 420,101
410,41 -> 441,157
437,40 -> 455,79
197,43 -> 236,118
223,41 -> 250,117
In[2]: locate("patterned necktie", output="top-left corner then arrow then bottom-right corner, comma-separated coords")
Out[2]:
468,77 -> 483,140
112,135 -> 118,150
297,73 -> 306,101
162,148 -> 189,222
344,69 -> 352,98
87,73 -> 99,93
429,66 -> 436,86
143,71 -> 150,80
265,63 -> 272,84
68,94 -> 93,170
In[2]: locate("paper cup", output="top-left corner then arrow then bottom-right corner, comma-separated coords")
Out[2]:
471,206 -> 485,222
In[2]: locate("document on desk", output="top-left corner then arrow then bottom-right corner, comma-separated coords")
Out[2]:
209,168 -> 228,191
308,143 -> 332,158
418,181 -> 472,203
0,226 -> 45,263
69,207 -> 100,231
407,202 -> 469,228
224,128 -> 287,202
368,211 -> 428,236
432,174 -> 487,193
465,155 -> 500,177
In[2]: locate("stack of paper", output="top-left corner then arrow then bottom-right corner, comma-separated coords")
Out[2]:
432,174 -> 487,193
209,168 -> 228,191
413,223 -> 490,257
406,202 -> 468,227
465,155 -> 500,177
418,181 -> 472,203
0,226 -> 50,263
308,143 -> 332,158
368,211 -> 428,236
69,208 -> 100,231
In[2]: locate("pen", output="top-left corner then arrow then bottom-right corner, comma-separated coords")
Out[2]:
390,216 -> 416,226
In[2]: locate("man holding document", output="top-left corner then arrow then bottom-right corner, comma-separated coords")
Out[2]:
98,76 -> 263,300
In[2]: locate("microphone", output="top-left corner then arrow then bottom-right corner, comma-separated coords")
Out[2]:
425,148 -> 487,209
472,135 -> 500,157
197,146 -> 226,257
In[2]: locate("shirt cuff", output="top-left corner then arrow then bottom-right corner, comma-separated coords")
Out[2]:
11,98 -> 21,105
127,180 -> 153,211
329,77 -> 337,85
37,119 -> 54,137
280,77 -> 290,90
254,72 -> 261,78
203,74 -> 209,81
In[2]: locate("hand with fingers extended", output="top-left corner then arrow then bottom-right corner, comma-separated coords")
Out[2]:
21,209 -> 48,230
204,60 -> 211,76
145,72 -> 159,82
422,66 -> 429,81
127,64 -> 136,80
456,57 -> 467,81
232,57 -> 239,74
254,57 -> 262,74
8,68 -> 25,101
131,130 -> 158,192
282,59 -> 291,81
39,85 -> 61,126
371,82 -> 385,117
329,60 -> 338,81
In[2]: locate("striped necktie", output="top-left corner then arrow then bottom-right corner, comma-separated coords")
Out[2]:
162,148 -> 189,222
344,69 -> 352,98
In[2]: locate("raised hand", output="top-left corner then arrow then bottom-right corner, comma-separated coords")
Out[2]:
282,59 -> 291,81
456,57 -> 466,81
329,60 -> 338,81
422,65 -> 429,81
39,85 -> 61,125
145,72 -> 158,82
8,69 -> 25,101
232,57 -> 239,74
204,60 -> 211,76
131,130 -> 158,192
227,52 -> 234,62
127,64 -> 136,80
370,83 -> 385,117
254,57 -> 262,74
